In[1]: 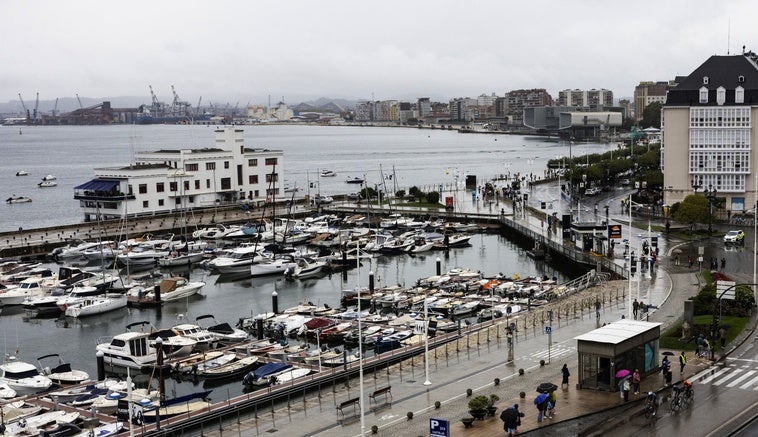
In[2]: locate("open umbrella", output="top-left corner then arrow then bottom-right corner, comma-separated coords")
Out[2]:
536,382 -> 558,394
672,248 -> 683,254
533,393 -> 548,405
615,369 -> 630,379
662,351 -> 675,356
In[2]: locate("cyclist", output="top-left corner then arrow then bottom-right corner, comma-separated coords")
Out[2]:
646,391 -> 658,416
670,384 -> 682,410
682,379 -> 694,400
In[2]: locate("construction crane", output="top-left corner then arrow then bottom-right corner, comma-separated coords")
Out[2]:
76,94 -> 84,109
52,98 -> 59,117
18,93 -> 30,121
33,92 -> 39,124
196,96 -> 202,116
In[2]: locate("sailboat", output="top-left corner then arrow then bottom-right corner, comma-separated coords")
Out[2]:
251,165 -> 296,277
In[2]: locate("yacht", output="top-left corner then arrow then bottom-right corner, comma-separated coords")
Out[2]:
0,356 -> 53,396
126,277 -> 205,306
207,243 -> 268,274
37,353 -> 90,385
64,293 -> 128,318
95,331 -> 158,371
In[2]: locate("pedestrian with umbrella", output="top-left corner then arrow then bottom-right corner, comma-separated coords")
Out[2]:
615,369 -> 631,401
534,392 -> 548,423
500,404 -> 524,437
536,383 -> 558,419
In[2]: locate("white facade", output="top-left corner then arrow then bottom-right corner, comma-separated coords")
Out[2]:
74,127 -> 284,221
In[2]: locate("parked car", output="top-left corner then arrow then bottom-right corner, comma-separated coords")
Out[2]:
584,187 -> 599,196
724,229 -> 745,243
621,178 -> 631,186
347,192 -> 362,201
314,195 -> 334,205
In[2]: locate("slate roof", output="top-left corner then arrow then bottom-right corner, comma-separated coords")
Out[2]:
665,53 -> 758,106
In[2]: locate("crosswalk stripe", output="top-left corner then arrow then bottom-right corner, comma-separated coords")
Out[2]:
700,367 -> 731,384
740,375 -> 758,390
713,368 -> 743,385
727,370 -> 756,388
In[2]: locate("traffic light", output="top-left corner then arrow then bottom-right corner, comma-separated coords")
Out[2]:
651,236 -> 658,248
630,255 -> 637,274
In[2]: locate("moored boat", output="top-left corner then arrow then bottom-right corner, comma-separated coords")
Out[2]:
0,356 -> 53,396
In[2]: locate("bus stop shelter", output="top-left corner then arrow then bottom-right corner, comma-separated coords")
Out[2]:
574,320 -> 661,391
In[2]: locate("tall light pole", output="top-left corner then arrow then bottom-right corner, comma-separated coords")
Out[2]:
423,297 -> 431,386
356,243 -> 365,436
704,184 -> 718,234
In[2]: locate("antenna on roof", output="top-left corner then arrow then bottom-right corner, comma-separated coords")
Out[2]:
727,17 -> 730,54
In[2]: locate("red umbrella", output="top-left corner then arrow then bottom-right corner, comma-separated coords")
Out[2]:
615,369 -> 630,378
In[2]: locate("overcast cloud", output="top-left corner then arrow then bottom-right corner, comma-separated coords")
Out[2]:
3,0 -> 758,105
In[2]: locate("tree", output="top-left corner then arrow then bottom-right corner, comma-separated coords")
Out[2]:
641,102 -> 662,128
673,194 -> 709,230
426,191 -> 440,204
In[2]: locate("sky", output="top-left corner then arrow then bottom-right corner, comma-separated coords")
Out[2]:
3,0 -> 758,108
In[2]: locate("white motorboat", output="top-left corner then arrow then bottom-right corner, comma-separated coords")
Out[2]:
64,293 -> 127,318
171,322 -> 218,350
5,196 -> 32,204
0,276 -> 51,306
320,170 -> 336,177
195,314 -> 248,344
55,285 -> 102,312
38,180 -> 58,187
144,328 -> 197,358
406,237 -> 435,253
127,277 -> 205,306
37,353 -> 90,385
2,410 -> 80,436
0,382 -> 17,399
250,255 -> 297,277
41,174 -> 57,181
0,356 -> 53,396
157,250 -> 206,267
270,367 -> 311,384
15,170 -> 29,176
95,331 -> 158,371
116,244 -> 170,268
55,239 -> 109,260
207,243 -> 267,274
201,355 -> 259,379
284,257 -> 328,279
192,224 -> 240,240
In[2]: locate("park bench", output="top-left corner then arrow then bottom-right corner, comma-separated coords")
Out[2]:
336,397 -> 360,419
369,386 -> 392,406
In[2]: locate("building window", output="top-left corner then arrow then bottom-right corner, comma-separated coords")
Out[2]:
703,76 -> 709,85
185,163 -> 198,172
248,159 -> 258,166
738,75 -> 745,83
265,173 -> 279,183
194,180 -> 200,190
224,161 -> 230,169
254,190 -> 260,197
736,86 -> 745,104
699,87 -> 709,104
169,181 -> 178,192
249,175 -> 259,184
220,177 -> 231,190
206,179 -> 211,189
142,201 -> 149,208
183,180 -> 190,191
206,162 -> 216,171
265,158 -> 278,166
138,184 -> 147,194
158,199 -> 164,206
717,87 -> 726,106
188,196 -> 195,203
156,182 -> 165,193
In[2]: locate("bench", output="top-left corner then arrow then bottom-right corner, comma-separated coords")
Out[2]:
369,386 -> 392,406
336,397 -> 360,419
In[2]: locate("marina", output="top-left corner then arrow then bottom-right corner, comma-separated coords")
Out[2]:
0,125 -> 619,436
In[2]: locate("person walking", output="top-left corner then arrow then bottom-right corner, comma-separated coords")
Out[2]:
696,333 -> 704,357
500,404 -> 524,437
536,396 -> 548,423
632,369 -> 641,395
688,256 -> 693,269
622,378 -> 630,402
632,299 -> 639,320
721,257 -> 726,271
679,351 -> 687,375
561,364 -> 570,389
546,390 -> 557,418
595,300 -> 601,319
661,356 -> 670,385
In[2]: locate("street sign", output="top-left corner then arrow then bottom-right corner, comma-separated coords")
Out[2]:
430,418 -> 450,437
545,326 -> 552,334
717,280 -> 737,300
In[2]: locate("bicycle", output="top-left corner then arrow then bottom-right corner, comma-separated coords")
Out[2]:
669,394 -> 682,413
644,402 -> 657,419
682,388 -> 694,405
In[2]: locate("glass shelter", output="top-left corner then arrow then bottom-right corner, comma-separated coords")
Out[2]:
574,320 -> 661,391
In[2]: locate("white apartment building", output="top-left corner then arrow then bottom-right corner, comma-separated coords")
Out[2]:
74,127 -> 284,221
662,52 -> 758,213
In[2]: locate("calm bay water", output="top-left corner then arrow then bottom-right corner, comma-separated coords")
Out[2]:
0,125 -> 609,399
1,124 -> 610,232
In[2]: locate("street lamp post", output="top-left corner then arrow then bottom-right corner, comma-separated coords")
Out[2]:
704,184 -> 718,234
423,298 -> 431,386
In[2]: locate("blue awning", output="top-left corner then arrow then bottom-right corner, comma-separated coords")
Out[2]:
74,179 -> 120,191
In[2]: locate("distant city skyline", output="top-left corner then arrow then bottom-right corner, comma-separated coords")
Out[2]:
3,0 -> 758,109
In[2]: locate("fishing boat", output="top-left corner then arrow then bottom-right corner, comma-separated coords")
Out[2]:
200,355 -> 259,379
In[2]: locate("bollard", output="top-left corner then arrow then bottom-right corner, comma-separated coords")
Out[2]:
369,271 -> 375,292
96,350 -> 105,381
436,257 -> 441,276
272,290 -> 279,314
256,317 -> 264,340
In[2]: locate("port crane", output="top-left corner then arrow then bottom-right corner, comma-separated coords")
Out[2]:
18,93 -> 30,122
52,98 -> 59,117
76,94 -> 84,109
33,92 -> 39,124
